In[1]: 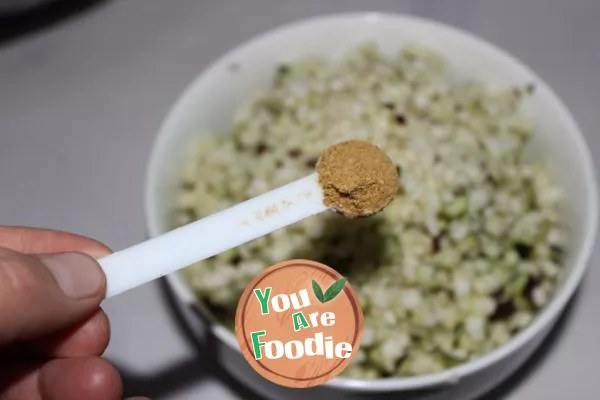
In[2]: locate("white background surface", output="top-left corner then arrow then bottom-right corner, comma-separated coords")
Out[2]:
1,0 -> 599,399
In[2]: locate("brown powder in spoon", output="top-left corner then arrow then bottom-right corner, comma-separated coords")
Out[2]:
316,140 -> 399,218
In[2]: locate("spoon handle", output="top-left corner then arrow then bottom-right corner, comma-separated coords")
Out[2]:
99,173 -> 326,298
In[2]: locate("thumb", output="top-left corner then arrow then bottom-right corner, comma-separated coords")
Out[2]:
0,248 -> 106,346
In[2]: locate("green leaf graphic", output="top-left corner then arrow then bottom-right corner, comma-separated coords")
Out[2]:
322,277 -> 348,303
312,279 -> 325,303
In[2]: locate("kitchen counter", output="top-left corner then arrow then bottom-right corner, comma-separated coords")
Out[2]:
1,0 -> 599,399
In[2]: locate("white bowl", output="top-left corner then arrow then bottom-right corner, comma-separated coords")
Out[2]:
145,12 -> 598,400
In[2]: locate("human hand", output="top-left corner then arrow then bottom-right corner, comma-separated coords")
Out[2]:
0,226 -> 148,400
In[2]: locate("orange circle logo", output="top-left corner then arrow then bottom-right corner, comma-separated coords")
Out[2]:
235,259 -> 364,388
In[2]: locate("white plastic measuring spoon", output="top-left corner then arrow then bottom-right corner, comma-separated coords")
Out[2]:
99,173 -> 326,298
99,140 -> 399,298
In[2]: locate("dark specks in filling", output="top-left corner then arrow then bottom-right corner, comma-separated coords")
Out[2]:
395,114 -> 407,125
526,83 -> 536,94
230,254 -> 242,265
183,208 -> 197,221
278,64 -> 290,75
512,87 -> 523,98
255,142 -> 269,155
181,181 -> 195,191
431,232 -> 444,254
275,64 -> 290,84
550,245 -> 564,263
514,242 -> 533,259
490,295 -> 517,322
305,158 -> 318,169
523,275 -> 541,306
288,148 -> 302,158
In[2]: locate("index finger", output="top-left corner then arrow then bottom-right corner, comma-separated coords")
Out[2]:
0,226 -> 112,258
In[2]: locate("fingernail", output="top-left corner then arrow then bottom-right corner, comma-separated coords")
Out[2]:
41,252 -> 105,299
